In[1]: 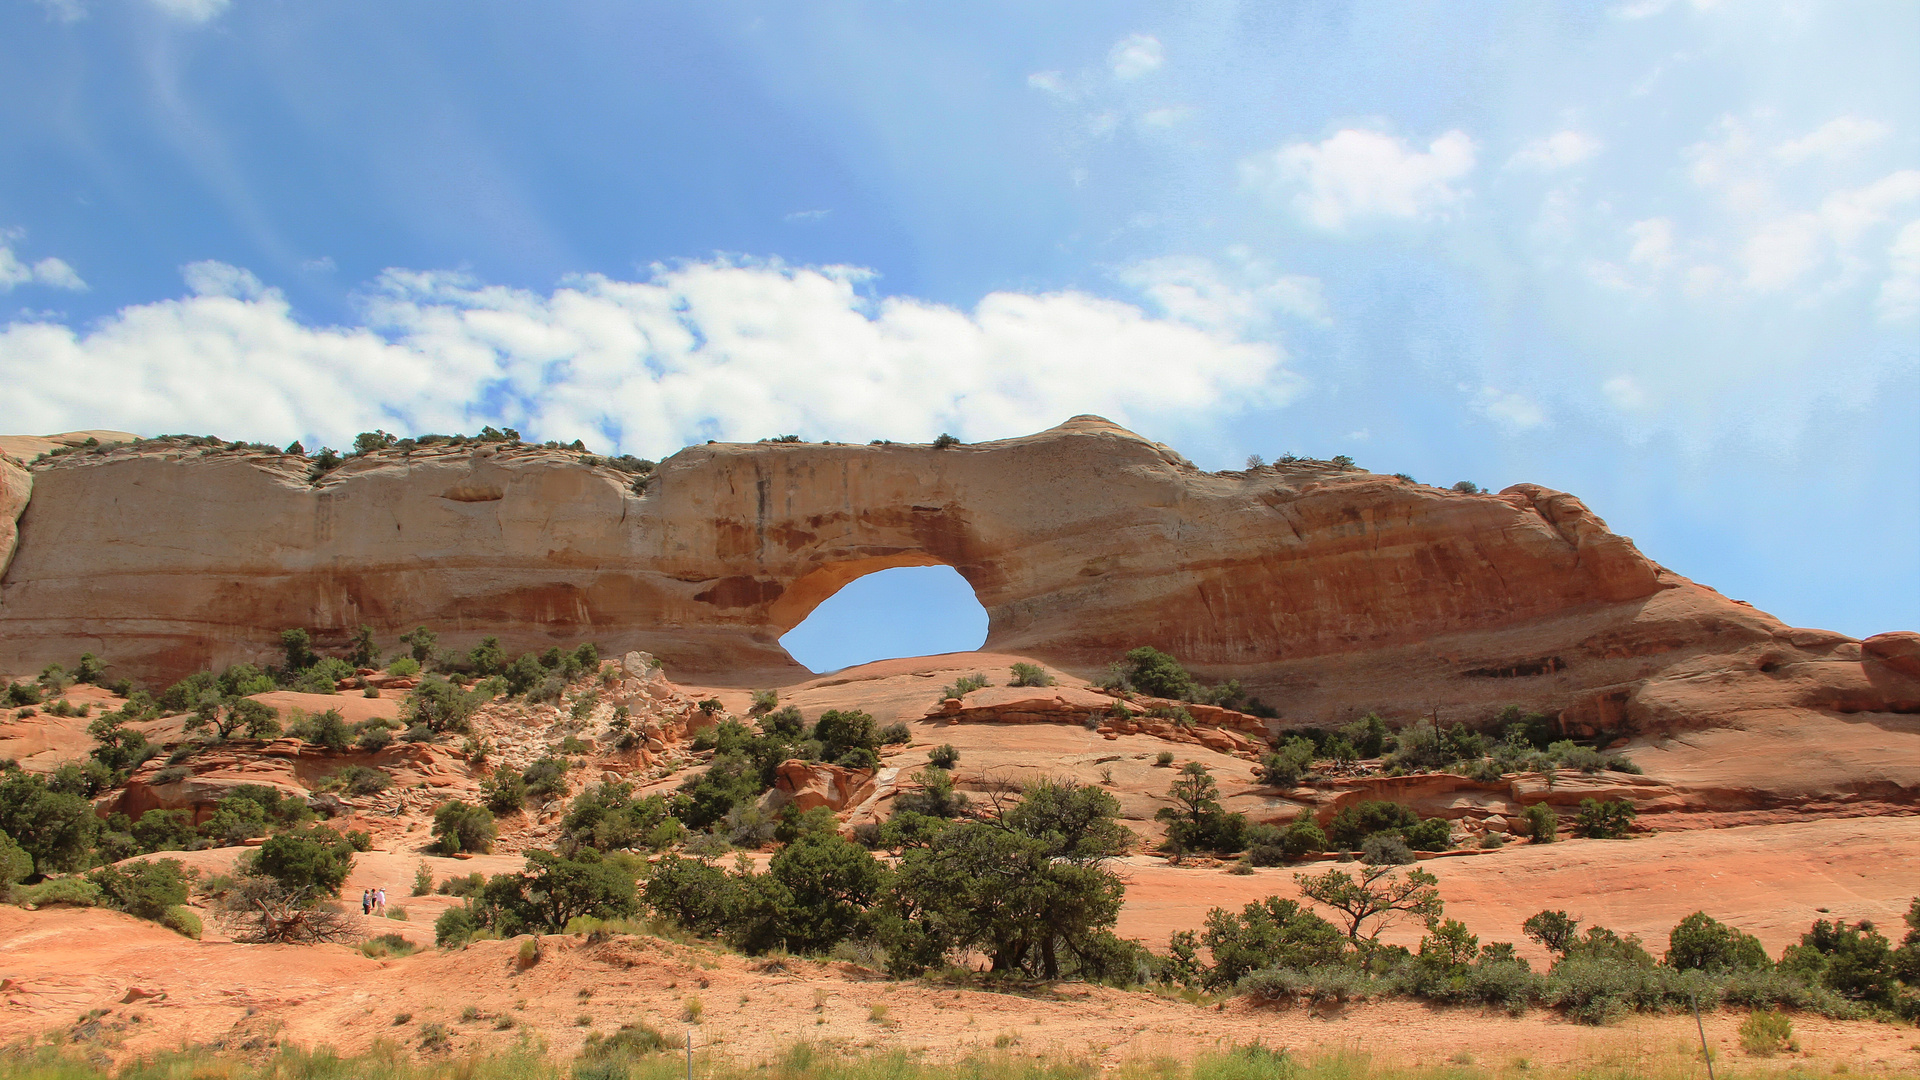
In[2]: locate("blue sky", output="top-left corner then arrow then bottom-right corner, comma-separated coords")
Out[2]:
2,0 -> 1914,671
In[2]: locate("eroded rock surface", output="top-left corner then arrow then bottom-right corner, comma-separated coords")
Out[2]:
1,418 -> 1913,741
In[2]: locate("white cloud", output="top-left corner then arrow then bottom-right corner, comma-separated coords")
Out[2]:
1108,34 -> 1163,80
1628,218 -> 1677,268
0,257 -> 1300,456
0,240 -> 88,293
1139,107 -> 1193,129
782,209 -> 831,223
1601,375 -> 1649,411
1026,71 -> 1068,96
1117,253 -> 1328,336
182,260 -> 266,299
1468,386 -> 1549,431
1774,116 -> 1891,165
149,0 -> 229,22
32,0 -> 86,21
1595,116 -> 1920,297
1246,128 -> 1477,229
1878,220 -> 1920,321
1508,131 -> 1603,172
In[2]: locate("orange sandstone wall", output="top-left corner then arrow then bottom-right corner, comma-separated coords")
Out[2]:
1,417 -> 1913,734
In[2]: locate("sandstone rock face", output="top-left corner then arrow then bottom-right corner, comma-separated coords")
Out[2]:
0,454 -> 28,586
770,759 -> 876,813
1,418 -> 1912,739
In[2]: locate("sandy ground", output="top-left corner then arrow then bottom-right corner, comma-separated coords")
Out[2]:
7,903 -> 1920,1074
7,651 -> 1920,1071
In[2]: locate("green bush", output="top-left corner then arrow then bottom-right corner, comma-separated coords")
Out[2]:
0,768 -> 101,873
432,800 -> 497,855
87,858 -> 190,920
289,708 -> 352,751
253,827 -> 357,897
1740,1008 -> 1795,1055
877,722 -> 911,746
327,764 -> 392,796
939,674 -> 988,699
1325,800 -> 1447,850
1664,911 -> 1771,973
388,656 -> 421,677
435,904 -> 479,947
162,905 -> 203,939
15,876 -> 104,907
927,744 -> 959,769
1572,798 -> 1636,839
0,829 -> 31,887
483,769 -> 527,814
1008,662 -> 1055,688
1521,803 -> 1558,843
1258,737 -> 1316,787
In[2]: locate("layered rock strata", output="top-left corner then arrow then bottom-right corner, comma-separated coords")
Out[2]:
1,418 -> 1913,739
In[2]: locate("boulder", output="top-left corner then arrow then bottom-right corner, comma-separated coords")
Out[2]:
770,759 -> 876,814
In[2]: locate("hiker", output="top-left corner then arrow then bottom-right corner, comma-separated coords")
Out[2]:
361,888 -> 371,915
374,887 -> 387,916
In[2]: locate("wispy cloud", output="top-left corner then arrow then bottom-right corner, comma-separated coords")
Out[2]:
1108,34 -> 1162,80
150,0 -> 231,23
1508,131 -> 1602,172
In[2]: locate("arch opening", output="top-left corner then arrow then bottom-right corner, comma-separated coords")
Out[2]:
777,565 -> 989,675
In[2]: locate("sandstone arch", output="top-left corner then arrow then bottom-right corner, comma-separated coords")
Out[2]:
1,416 -> 1914,734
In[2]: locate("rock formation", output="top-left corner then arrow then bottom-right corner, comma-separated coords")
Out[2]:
1,417 -> 1913,738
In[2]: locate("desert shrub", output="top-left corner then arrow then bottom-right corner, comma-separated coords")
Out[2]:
891,767 -> 969,820
432,801 -> 497,855
355,725 -> 393,752
0,830 -> 31,889
1664,911 -> 1771,973
1008,662 -> 1055,688
359,932 -> 416,959
1325,800 -> 1419,849
482,769 -> 528,814
4,681 -> 41,707
1572,798 -> 1636,839
523,755 -> 573,800
0,768 -> 101,873
927,744 -> 959,769
15,876 -> 104,907
153,765 -> 192,786
406,674 -> 479,733
388,656 -> 421,677
1198,897 -> 1346,988
1383,720 -> 1449,772
578,1021 -> 669,1072
1258,737 -> 1316,787
1154,750 -> 1175,767
1781,917 -> 1902,1005
1360,834 -> 1415,865
87,858 -> 190,920
877,722 -> 911,746
939,673 -> 988,699
328,764 -> 392,796
253,827 -> 356,896
137,790 -> 212,843
412,861 -> 435,897
1547,740 -> 1607,773
290,656 -> 355,695
1155,762 -> 1247,854
289,708 -> 352,751
161,905 -> 202,939
1740,1008 -> 1795,1055
1544,957 -> 1643,1024
1521,803 -> 1558,843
